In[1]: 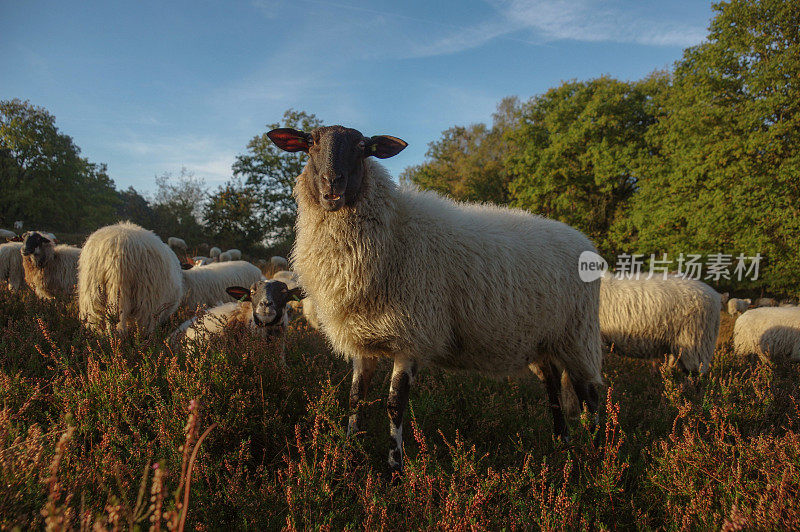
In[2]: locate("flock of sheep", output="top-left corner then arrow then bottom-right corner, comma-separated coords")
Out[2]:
1,123 -> 799,475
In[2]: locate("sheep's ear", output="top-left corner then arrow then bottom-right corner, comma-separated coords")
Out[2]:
180,263 -> 193,270
226,286 -> 251,302
288,286 -> 305,301
267,128 -> 311,153
367,135 -> 407,159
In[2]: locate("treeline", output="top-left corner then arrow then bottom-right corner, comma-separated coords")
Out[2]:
402,0 -> 800,295
1,102 -> 320,255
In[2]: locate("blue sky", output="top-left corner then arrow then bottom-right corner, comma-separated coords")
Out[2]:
1,0 -> 714,194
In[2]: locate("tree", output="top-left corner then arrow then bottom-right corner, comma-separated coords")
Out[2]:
117,186 -> 157,228
0,99 -> 119,232
400,97 -> 520,205
506,77 -> 654,255
626,0 -> 800,292
150,168 -> 207,245
233,109 -> 324,246
203,179 -> 264,251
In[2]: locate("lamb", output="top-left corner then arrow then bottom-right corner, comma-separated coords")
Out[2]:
728,298 -> 751,316
181,260 -> 263,310
733,307 -> 800,362
599,273 -> 720,373
227,248 -> 242,260
754,297 -> 778,308
78,222 -> 184,334
0,241 -> 24,291
209,247 -> 222,260
21,231 -> 81,299
173,280 -> 302,367
167,237 -> 188,254
270,255 -> 289,271
0,229 -> 16,239
218,250 -> 232,262
269,125 -> 603,474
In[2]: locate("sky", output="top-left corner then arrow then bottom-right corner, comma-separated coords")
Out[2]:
1,0 -> 715,194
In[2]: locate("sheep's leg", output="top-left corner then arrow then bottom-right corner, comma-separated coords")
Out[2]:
572,379 -> 600,432
541,363 -> 569,441
387,357 -> 416,475
347,357 -> 377,437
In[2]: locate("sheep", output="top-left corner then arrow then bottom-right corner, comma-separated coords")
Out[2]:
193,256 -> 214,266
728,298 -> 751,316
173,280 -> 303,367
718,291 -> 730,309
167,237 -> 188,254
733,307 -> 800,362
272,270 -> 302,319
13,221 -> 23,230
78,222 -> 184,334
218,250 -> 232,262
270,255 -> 289,271
754,297 -> 778,308
269,125 -> 603,474
0,241 -> 24,291
181,260 -> 263,310
20,231 -> 80,299
227,248 -> 242,260
599,273 -> 720,373
209,247 -> 222,260
0,229 -> 16,239
780,300 -> 798,308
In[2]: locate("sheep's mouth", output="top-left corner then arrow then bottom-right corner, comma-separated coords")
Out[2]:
324,193 -> 341,201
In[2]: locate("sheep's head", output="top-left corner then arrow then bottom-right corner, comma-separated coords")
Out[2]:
267,125 -> 407,211
226,280 -> 304,326
20,231 -> 54,266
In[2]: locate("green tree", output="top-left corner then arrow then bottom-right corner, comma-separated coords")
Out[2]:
203,179 -> 264,251
626,0 -> 800,292
150,168 -> 207,246
116,186 -> 157,228
400,97 -> 520,205
0,99 -> 119,232
506,77 -> 654,255
233,109 -> 324,245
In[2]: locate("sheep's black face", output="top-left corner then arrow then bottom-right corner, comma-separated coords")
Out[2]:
267,125 -> 408,212
21,232 -> 52,266
227,280 -> 304,327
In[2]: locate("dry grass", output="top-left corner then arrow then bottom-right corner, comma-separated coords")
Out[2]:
1,288 -> 798,530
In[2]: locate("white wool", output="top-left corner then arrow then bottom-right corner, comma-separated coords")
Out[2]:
21,233 -> 80,300
78,222 -> 184,334
599,273 -> 720,373
271,270 -> 299,289
227,249 -> 242,260
181,260 -> 263,310
0,229 -> 17,239
302,296 -> 320,329
293,159 -> 603,385
0,242 -> 24,290
734,307 -> 800,362
270,256 -> 289,271
218,251 -> 232,262
167,237 -> 187,253
209,247 -> 221,259
727,298 -> 751,316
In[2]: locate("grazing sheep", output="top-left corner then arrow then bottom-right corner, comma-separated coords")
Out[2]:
78,222 -> 184,334
733,307 -> 800,362
167,237 -> 188,254
599,273 -> 720,373
181,260 -> 263,310
754,297 -> 778,308
13,221 -> 23,230
226,248 -> 242,260
218,251 -> 232,262
270,255 -> 289,271
0,229 -> 16,239
269,125 -> 603,474
209,247 -> 222,260
173,280 -> 303,367
21,231 -> 80,299
718,291 -> 730,309
728,298 -> 751,316
0,241 -> 24,290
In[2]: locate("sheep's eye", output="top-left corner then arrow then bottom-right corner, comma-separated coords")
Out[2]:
357,140 -> 365,150
307,137 -> 314,147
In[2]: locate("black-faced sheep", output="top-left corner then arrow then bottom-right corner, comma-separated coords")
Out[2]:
269,125 -> 603,474
21,231 -> 80,299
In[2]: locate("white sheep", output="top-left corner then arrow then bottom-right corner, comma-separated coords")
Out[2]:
728,298 -> 751,316
0,241 -> 24,291
599,273 -> 720,373
733,307 -> 800,362
209,247 -> 222,260
21,231 -> 80,299
0,229 -> 16,239
218,250 -> 232,262
78,222 -> 184,334
13,221 -> 23,230
173,280 -> 302,367
270,255 -> 289,271
718,291 -> 730,309
226,248 -> 242,260
167,237 -> 188,254
270,125 -> 603,474
181,260 -> 263,310
754,297 -> 778,308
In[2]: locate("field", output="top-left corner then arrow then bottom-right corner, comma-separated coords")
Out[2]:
1,288 -> 799,531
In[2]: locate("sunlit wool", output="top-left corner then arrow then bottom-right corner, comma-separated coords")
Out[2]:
734,306 -> 800,361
